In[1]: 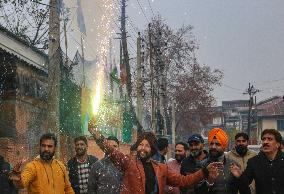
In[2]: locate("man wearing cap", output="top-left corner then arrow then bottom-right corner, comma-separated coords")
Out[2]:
88,120 -> 220,194
180,134 -> 208,194
196,128 -> 251,194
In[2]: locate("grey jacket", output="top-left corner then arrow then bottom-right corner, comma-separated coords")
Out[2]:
87,157 -> 123,194
196,155 -> 251,194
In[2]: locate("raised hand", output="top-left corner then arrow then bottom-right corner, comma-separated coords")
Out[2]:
230,163 -> 242,177
9,158 -> 27,181
88,118 -> 100,140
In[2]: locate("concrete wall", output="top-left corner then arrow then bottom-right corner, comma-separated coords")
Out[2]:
261,119 -> 277,131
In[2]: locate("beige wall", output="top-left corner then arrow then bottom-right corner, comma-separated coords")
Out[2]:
261,119 -> 277,130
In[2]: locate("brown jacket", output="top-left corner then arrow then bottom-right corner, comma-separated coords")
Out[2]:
106,148 -> 205,194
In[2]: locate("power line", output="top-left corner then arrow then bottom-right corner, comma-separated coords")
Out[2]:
253,78 -> 284,86
222,83 -> 243,91
146,0 -> 155,16
136,0 -> 150,23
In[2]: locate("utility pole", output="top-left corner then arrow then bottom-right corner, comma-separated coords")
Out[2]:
136,32 -> 143,126
149,23 -> 156,133
120,0 -> 143,134
171,101 -> 176,146
47,0 -> 61,155
243,83 -> 259,142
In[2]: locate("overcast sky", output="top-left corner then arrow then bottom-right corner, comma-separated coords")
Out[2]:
126,0 -> 284,105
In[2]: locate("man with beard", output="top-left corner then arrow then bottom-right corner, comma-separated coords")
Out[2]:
231,129 -> 284,194
9,133 -> 74,194
88,136 -> 123,194
180,134 -> 208,194
166,142 -> 189,194
196,128 -> 251,194
227,132 -> 256,194
68,136 -> 98,194
88,121 -> 220,194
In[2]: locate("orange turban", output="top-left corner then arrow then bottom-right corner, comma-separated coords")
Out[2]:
208,128 -> 228,149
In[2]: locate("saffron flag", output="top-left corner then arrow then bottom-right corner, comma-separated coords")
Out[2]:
76,0 -> 86,35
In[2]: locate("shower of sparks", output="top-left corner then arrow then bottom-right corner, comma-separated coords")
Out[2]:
91,0 -> 117,119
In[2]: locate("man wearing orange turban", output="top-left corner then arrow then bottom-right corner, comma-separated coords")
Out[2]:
208,128 -> 229,150
195,128 -> 251,194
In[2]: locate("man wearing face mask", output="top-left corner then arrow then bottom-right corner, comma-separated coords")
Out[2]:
180,134 -> 208,194
166,142 -> 189,194
227,132 -> 256,194
9,133 -> 74,194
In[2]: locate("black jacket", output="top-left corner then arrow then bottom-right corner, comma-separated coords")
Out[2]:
0,159 -> 17,194
239,151 -> 284,194
180,150 -> 208,194
88,157 -> 123,194
67,155 -> 98,194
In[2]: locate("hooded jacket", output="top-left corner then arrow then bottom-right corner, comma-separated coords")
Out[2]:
14,158 -> 74,194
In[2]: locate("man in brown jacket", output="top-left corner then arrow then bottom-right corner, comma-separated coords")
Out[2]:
226,132 -> 257,194
88,124 -> 220,194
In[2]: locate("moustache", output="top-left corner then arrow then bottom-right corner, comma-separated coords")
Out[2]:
263,144 -> 269,147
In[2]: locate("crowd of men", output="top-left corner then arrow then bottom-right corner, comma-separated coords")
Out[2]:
1,126 -> 284,194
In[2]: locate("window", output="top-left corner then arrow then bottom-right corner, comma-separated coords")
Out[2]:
277,120 -> 284,131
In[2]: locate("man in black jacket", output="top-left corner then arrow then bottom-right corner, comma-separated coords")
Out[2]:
180,134 -> 208,194
231,129 -> 284,194
88,136 -> 123,194
68,136 -> 98,194
0,155 -> 17,194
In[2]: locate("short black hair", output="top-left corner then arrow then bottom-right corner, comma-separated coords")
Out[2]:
176,142 -> 189,151
261,129 -> 282,144
40,133 -> 57,147
74,136 -> 88,145
107,136 -> 119,146
235,132 -> 249,141
157,137 -> 169,151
